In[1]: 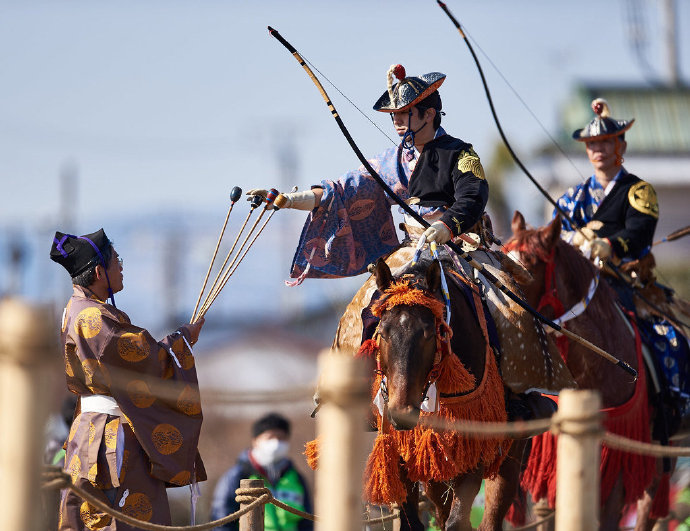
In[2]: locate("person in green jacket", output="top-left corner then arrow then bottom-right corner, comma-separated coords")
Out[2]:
211,413 -> 313,531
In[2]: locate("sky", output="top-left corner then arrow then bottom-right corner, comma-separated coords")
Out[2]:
2,0 -> 688,226
1,0 -> 688,327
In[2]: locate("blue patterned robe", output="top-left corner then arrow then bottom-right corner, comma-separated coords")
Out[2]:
289,133 -> 443,280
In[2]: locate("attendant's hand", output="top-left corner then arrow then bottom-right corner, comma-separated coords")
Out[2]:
423,221 -> 453,245
181,317 -> 205,345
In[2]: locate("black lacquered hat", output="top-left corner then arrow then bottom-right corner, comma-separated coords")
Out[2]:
373,64 -> 446,112
572,98 -> 634,141
50,229 -> 111,277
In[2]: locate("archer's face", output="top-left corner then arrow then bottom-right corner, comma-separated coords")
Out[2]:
585,137 -> 626,174
390,106 -> 432,138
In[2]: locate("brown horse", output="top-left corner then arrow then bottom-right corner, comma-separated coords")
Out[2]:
347,252 -> 523,531
506,211 -> 658,530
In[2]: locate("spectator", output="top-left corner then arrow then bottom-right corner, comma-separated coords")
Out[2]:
211,413 -> 313,530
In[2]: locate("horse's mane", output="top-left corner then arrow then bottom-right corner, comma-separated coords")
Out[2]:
553,239 -> 599,290
510,226 -> 596,284
510,224 -> 618,305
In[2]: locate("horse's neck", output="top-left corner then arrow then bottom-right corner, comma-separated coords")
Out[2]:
447,275 -> 487,380
553,249 -> 638,406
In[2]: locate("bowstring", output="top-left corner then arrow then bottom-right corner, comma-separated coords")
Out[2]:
462,27 -> 586,183
300,40 -> 573,276
300,54 -> 398,146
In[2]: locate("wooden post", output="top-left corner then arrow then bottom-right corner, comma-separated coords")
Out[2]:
555,389 -> 602,531
0,299 -> 56,531
238,478 -> 265,531
315,350 -> 369,531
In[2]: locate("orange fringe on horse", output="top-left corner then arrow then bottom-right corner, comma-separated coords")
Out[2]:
306,279 -> 510,506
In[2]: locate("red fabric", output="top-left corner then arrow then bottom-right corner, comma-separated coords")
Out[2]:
522,312 -> 654,509
536,251 -> 570,362
650,472 -> 670,520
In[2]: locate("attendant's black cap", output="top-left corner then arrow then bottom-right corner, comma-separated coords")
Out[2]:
252,412 -> 291,438
50,229 -> 111,278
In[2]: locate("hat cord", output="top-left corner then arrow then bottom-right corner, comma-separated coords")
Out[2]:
77,236 -> 116,308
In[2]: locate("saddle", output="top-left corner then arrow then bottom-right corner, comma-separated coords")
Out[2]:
333,214 -> 577,396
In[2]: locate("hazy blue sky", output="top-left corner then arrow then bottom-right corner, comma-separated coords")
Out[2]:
3,0 -> 688,228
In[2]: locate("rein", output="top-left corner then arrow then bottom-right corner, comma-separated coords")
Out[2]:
369,280 -> 452,410
537,247 -> 601,327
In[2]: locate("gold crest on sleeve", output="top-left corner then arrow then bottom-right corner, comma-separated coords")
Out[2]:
628,181 -> 659,218
457,149 -> 486,180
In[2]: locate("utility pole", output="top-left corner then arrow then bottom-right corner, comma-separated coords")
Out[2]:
662,0 -> 680,87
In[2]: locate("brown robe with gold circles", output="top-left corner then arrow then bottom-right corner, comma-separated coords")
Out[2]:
58,285 -> 205,530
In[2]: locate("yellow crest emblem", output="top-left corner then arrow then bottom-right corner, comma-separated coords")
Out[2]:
628,181 -> 659,219
457,149 -> 486,180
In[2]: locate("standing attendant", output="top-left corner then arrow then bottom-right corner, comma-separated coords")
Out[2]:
50,229 -> 206,530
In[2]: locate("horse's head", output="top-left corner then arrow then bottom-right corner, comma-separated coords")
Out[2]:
371,258 -> 445,430
507,210 -> 605,321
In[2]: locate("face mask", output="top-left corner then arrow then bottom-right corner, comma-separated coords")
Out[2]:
251,438 -> 290,467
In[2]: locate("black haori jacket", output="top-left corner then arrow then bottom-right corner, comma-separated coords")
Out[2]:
407,134 -> 489,236
592,171 -> 659,259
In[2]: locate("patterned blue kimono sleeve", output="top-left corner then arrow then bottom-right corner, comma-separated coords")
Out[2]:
289,148 -> 405,279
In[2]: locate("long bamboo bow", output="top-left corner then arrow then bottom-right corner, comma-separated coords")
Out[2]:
267,26 -> 637,378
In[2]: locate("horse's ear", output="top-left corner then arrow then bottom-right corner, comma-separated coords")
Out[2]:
426,260 -> 442,294
543,215 -> 562,248
511,211 -> 526,234
374,258 -> 393,291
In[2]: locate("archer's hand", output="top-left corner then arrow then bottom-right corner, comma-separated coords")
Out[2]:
423,221 -> 453,245
590,238 -> 612,260
277,190 -> 319,210
246,189 -> 268,199
571,227 -> 596,248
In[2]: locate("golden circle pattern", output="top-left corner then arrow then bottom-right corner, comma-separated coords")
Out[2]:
88,421 -> 96,445
177,385 -> 202,416
68,454 -> 81,483
151,423 -> 183,455
64,344 -> 77,378
88,463 -> 97,482
121,492 -> 153,522
68,415 -> 80,442
81,359 -> 101,389
80,501 -> 112,530
169,470 -> 191,486
74,307 -> 102,338
104,419 -> 119,449
117,332 -> 150,362
126,380 -> 156,408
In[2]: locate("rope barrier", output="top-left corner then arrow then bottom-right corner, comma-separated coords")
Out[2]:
42,467 -> 269,531
511,511 -> 555,531
603,432 -> 690,457
235,486 -> 318,522
42,466 -> 406,528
